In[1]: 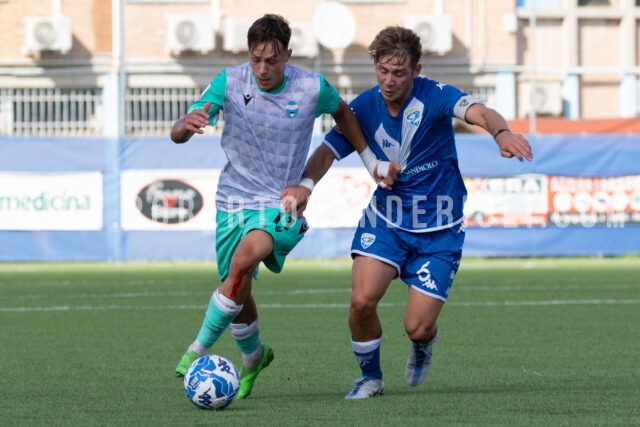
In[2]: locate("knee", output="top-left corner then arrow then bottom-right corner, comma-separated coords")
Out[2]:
229,250 -> 259,277
405,321 -> 437,344
349,294 -> 377,318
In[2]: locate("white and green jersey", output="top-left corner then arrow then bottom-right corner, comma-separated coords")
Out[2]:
189,63 -> 340,211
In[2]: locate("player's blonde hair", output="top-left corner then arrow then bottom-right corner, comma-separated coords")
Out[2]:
368,26 -> 422,68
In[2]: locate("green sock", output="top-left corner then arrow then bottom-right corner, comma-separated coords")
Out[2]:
196,290 -> 241,348
230,320 -> 261,364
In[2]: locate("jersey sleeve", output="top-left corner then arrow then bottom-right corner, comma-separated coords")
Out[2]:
452,94 -> 482,121
321,94 -> 369,160
188,69 -> 226,125
427,80 -> 481,121
322,128 -> 356,161
314,74 -> 341,117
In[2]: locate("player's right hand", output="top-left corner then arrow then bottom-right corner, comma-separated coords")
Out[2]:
280,186 -> 310,217
183,102 -> 212,134
374,161 -> 401,189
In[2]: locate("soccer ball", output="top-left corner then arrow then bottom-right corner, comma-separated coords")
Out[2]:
183,354 -> 240,410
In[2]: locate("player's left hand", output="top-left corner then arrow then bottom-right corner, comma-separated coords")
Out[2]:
496,131 -> 534,162
280,186 -> 311,217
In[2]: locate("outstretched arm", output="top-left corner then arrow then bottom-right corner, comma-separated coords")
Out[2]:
330,99 -> 368,153
464,103 -> 534,162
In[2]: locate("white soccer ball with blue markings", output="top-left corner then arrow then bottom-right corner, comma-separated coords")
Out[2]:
183,354 -> 240,410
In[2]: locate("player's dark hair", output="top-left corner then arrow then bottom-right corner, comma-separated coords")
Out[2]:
247,14 -> 291,55
368,26 -> 422,68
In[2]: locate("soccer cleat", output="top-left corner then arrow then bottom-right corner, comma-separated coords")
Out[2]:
405,339 -> 436,386
236,344 -> 274,399
344,377 -> 384,400
175,350 -> 200,377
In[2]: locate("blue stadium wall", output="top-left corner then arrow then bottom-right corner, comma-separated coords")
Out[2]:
1,134 -> 639,261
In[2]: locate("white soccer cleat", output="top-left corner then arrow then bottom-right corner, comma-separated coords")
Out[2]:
405,340 -> 435,386
344,377 -> 384,400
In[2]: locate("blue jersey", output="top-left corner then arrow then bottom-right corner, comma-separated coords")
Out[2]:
324,77 -> 479,232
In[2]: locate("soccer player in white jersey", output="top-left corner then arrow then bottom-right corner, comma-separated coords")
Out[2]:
170,14 -> 394,400
296,26 -> 534,399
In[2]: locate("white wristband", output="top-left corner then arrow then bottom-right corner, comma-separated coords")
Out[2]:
359,146 -> 389,179
376,161 -> 390,178
298,177 -> 315,193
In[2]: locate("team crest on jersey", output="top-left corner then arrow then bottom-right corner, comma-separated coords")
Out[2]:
285,100 -> 299,118
404,107 -> 422,127
360,233 -> 376,249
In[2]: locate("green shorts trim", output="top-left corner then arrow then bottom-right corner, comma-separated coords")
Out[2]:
215,208 -> 307,280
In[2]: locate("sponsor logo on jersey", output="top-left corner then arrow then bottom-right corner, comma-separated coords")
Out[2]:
285,100 -> 299,118
399,160 -> 439,178
360,232 -> 376,249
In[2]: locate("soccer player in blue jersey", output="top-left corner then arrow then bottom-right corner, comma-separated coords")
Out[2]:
170,14 -> 392,400
295,26 -> 533,399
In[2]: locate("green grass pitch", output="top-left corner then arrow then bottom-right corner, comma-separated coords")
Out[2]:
1,257 -> 639,426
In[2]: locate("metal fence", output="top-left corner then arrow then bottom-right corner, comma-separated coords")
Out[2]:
0,85 -> 494,137
124,87 -> 217,136
1,88 -> 102,136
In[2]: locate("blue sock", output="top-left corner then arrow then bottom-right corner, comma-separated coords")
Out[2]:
196,290 -> 242,348
351,337 -> 383,380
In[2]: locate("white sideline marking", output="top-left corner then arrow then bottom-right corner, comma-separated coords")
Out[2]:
2,298 -> 640,313
261,299 -> 640,308
449,298 -> 640,306
6,291 -> 198,300
3,283 -> 637,302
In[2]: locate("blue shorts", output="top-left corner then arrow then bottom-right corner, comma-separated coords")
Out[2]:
351,213 -> 465,302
